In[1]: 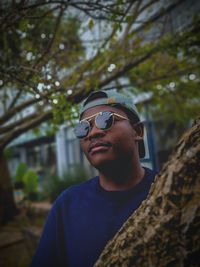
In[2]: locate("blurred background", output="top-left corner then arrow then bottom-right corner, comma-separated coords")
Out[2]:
0,0 -> 200,266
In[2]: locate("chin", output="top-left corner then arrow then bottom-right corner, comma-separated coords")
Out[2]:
88,154 -> 121,170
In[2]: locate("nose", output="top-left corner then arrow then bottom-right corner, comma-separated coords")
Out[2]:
87,123 -> 106,140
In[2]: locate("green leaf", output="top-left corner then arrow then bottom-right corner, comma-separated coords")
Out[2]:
88,19 -> 94,30
23,170 -> 38,194
15,162 -> 28,183
126,15 -> 132,23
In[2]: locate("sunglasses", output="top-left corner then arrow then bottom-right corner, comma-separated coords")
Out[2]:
74,111 -> 129,139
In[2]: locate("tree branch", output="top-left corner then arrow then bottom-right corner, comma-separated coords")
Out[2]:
99,47 -> 157,88
0,112 -> 39,135
0,111 -> 53,150
71,1 -> 134,90
33,6 -> 64,68
0,97 -> 40,126
130,0 -> 184,36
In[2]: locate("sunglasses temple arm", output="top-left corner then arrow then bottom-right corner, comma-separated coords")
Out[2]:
115,114 -> 129,120
81,112 -> 101,122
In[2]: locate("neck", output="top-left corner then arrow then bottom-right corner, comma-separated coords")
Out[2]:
98,162 -> 145,191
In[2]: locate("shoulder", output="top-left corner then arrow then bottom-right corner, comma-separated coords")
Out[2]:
52,176 -> 98,209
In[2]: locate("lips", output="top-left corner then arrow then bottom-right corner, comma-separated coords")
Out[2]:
88,141 -> 112,154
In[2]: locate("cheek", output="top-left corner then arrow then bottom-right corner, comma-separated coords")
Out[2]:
117,128 -> 136,150
113,125 -> 134,142
110,133 -> 133,153
114,138 -> 133,153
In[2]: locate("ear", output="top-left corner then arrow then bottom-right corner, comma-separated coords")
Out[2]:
132,122 -> 144,141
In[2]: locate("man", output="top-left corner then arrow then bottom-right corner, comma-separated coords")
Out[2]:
30,90 -> 156,267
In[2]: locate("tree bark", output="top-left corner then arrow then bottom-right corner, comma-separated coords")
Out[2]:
0,151 -> 18,224
95,118 -> 200,267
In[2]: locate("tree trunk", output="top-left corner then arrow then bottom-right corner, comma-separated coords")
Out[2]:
95,118 -> 200,267
0,150 -> 19,224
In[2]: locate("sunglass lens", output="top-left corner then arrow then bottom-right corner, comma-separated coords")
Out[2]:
74,121 -> 90,138
96,112 -> 113,130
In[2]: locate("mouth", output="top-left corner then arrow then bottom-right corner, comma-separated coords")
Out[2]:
88,141 -> 112,154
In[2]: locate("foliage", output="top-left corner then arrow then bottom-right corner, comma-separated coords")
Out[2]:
4,147 -> 13,159
15,162 -> 28,183
23,170 -> 38,195
127,23 -> 200,125
14,163 -> 39,200
0,0 -> 199,151
45,165 -> 88,202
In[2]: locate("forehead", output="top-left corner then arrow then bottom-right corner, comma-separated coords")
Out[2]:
81,105 -> 127,119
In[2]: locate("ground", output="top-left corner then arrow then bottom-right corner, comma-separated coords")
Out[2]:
0,201 -> 51,267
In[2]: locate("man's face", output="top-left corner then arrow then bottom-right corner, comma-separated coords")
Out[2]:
80,105 -> 143,170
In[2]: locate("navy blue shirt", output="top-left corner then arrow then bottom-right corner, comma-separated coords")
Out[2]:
31,167 -> 156,267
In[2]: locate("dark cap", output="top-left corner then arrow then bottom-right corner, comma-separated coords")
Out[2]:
79,90 -> 145,158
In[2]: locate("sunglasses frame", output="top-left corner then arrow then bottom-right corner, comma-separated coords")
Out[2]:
75,111 -> 129,139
